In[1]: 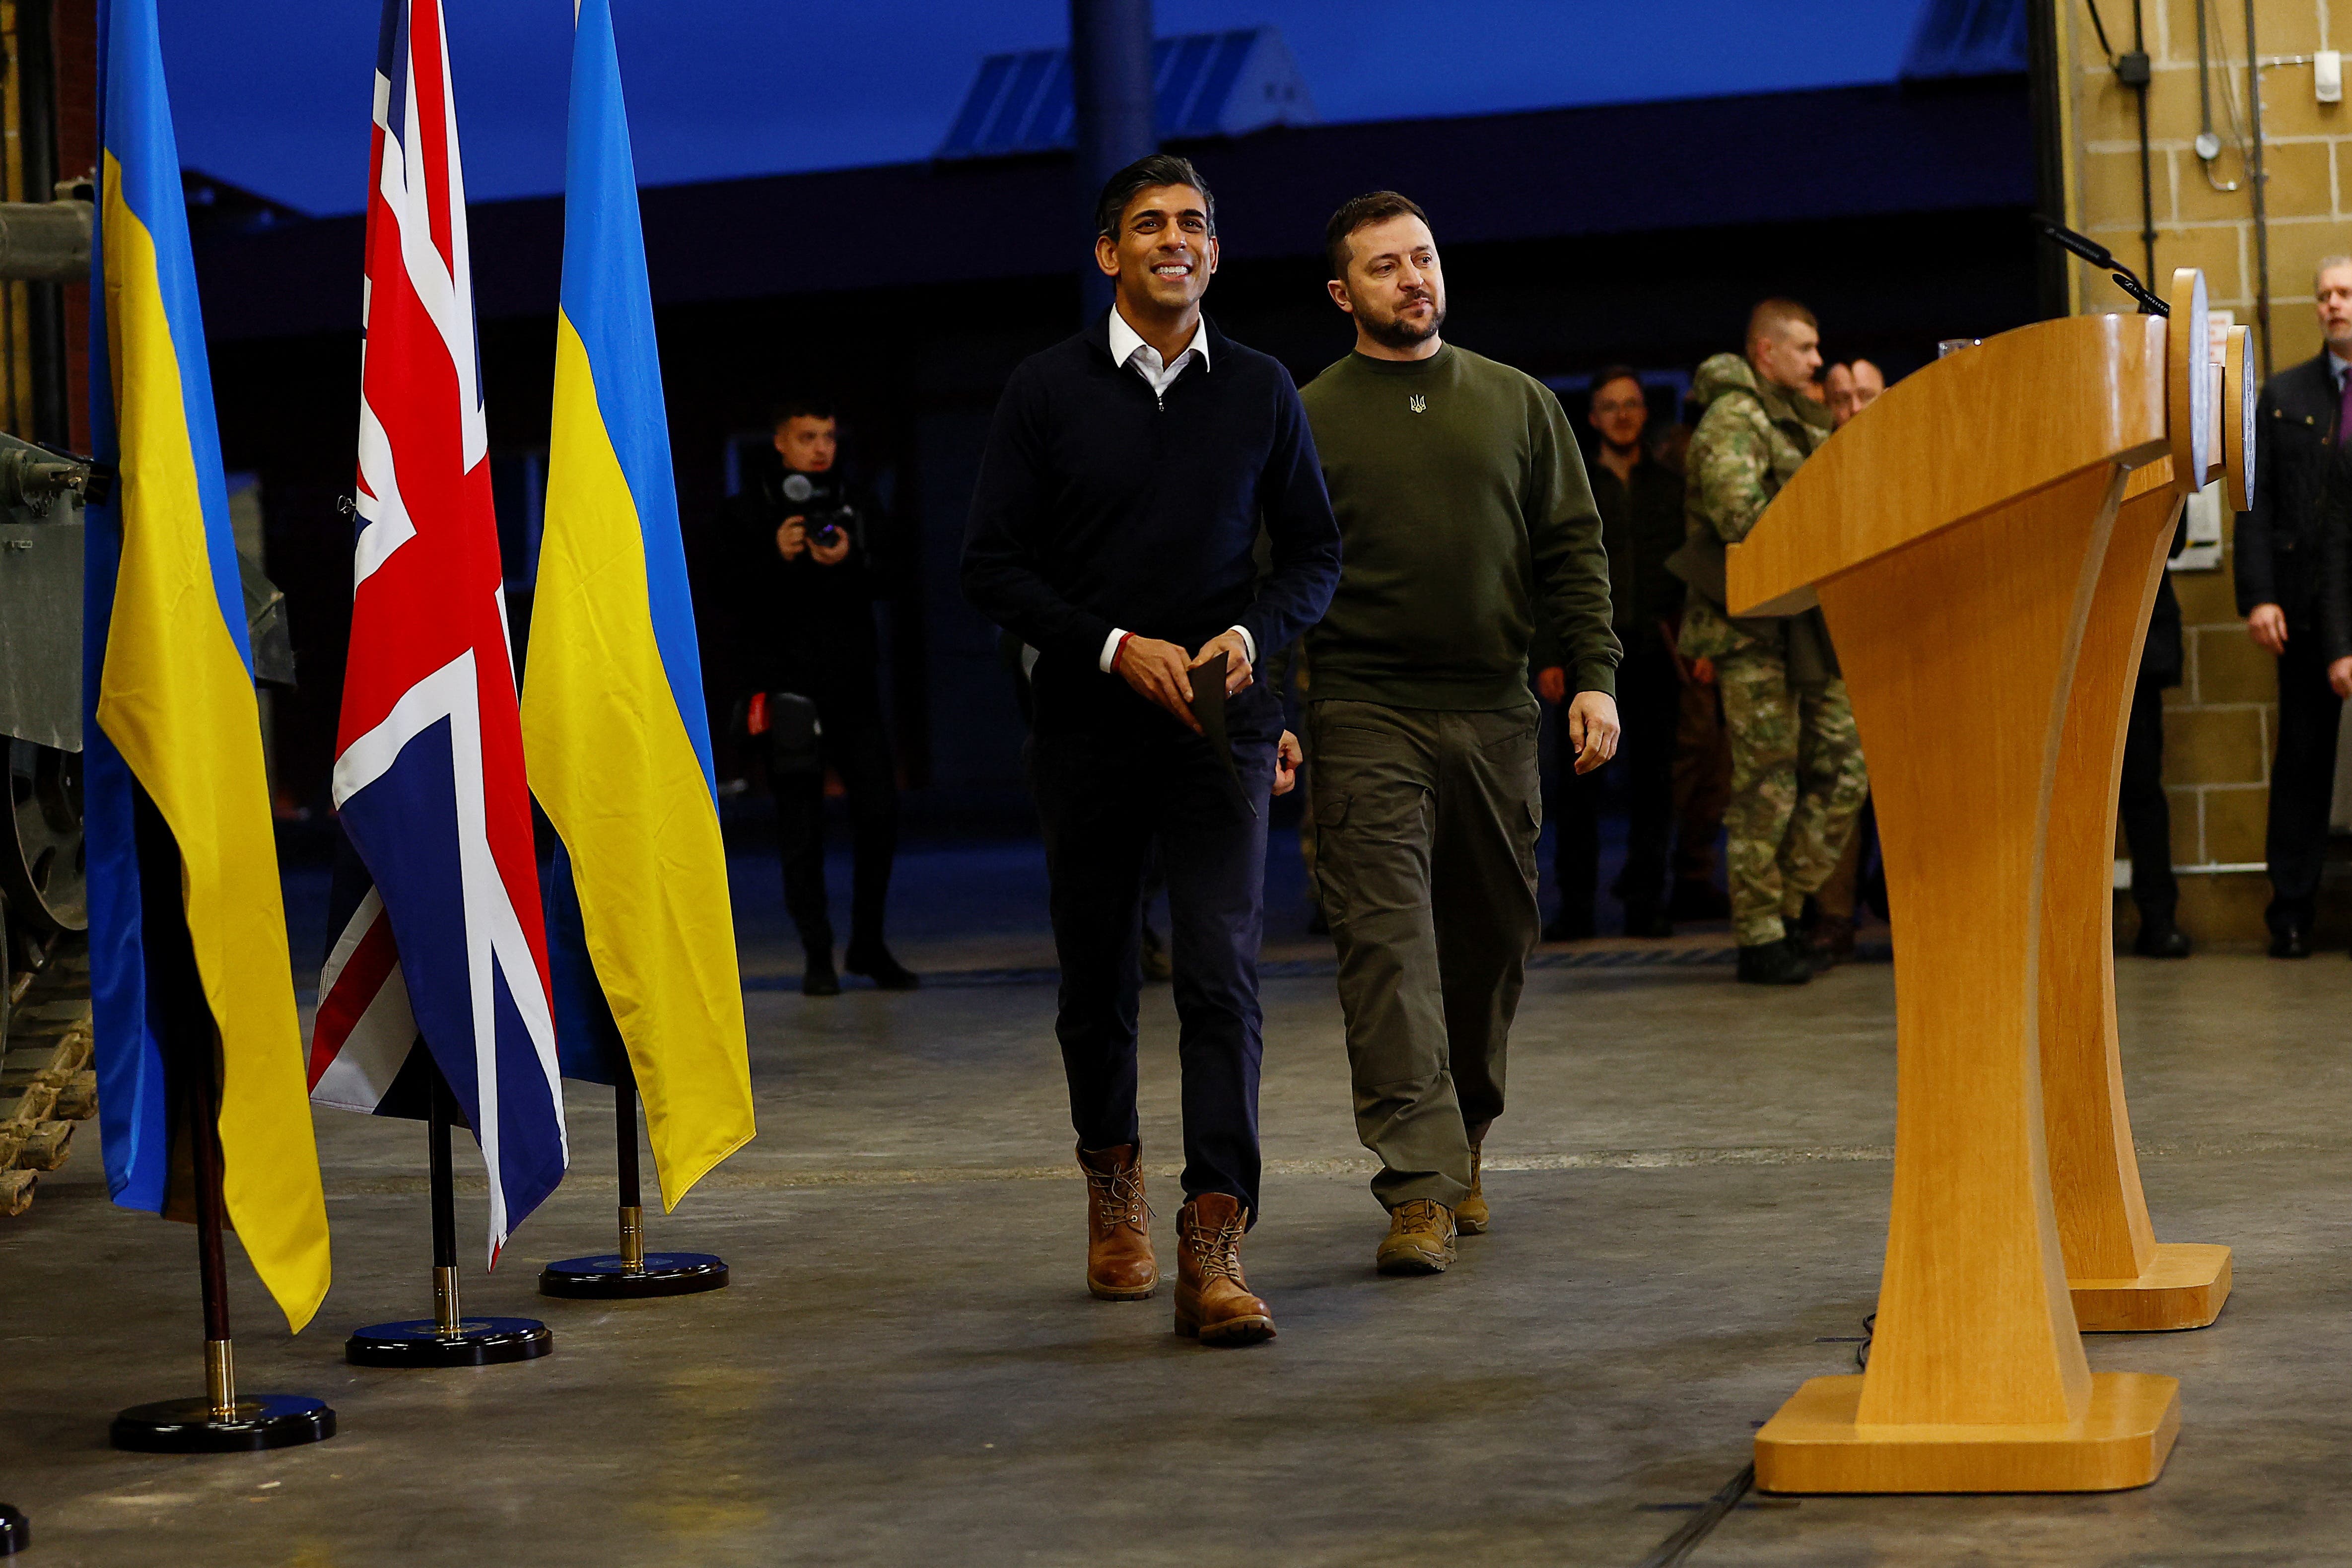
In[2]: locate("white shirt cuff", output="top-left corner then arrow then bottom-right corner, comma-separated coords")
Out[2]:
1100,626 -> 1251,674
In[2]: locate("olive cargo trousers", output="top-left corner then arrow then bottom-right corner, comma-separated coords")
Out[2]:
1309,699 -> 1543,1211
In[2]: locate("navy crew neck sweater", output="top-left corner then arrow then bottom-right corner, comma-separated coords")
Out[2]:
961,313 -> 1342,735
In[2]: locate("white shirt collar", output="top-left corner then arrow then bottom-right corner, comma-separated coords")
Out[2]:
2332,349 -> 2350,385
1106,306 -> 1209,375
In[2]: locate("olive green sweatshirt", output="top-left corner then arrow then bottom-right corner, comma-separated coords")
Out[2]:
1299,343 -> 1619,708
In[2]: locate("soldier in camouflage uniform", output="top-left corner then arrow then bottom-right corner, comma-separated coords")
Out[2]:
1673,300 -> 1869,985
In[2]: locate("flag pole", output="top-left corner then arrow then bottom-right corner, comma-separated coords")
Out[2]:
539,1052 -> 727,1299
345,1057 -> 553,1366
428,1068 -> 463,1333
111,800 -> 334,1453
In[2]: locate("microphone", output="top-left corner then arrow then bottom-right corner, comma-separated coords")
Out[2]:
2034,216 -> 2170,317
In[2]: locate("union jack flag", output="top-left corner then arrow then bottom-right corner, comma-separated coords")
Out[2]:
310,0 -> 566,1263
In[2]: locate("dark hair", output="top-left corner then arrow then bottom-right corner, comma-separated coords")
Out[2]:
1094,154 -> 1216,242
1589,365 -> 1644,401
770,398 -> 835,429
1326,191 -> 1430,280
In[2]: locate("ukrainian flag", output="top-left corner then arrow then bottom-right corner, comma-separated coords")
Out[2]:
521,0 -> 753,1208
84,0 -> 328,1329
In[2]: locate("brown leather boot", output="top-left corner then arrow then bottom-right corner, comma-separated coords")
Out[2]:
1456,1145 -> 1489,1235
1077,1143 -> 1157,1301
1375,1198 -> 1458,1275
1174,1193 -> 1275,1346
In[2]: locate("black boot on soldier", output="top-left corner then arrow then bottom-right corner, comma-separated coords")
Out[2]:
1736,938 -> 1812,986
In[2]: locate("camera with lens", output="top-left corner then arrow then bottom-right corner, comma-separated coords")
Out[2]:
780,470 -> 858,549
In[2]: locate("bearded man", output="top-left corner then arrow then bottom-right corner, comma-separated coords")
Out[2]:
1299,191 -> 1620,1276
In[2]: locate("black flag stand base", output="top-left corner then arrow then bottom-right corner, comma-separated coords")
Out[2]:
540,1066 -> 727,1299
346,1068 -> 553,1367
110,893 -> 336,1454
0,1504 -> 25,1555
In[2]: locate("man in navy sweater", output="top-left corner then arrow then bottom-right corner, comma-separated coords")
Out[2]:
963,154 -> 1340,1347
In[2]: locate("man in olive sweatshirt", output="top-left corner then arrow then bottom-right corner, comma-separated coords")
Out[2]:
1300,191 -> 1621,1277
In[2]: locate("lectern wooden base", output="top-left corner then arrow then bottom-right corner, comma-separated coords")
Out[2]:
1755,1373 -> 2180,1494
2072,1242 -> 2231,1333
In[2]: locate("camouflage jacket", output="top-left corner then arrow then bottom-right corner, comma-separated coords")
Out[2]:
1675,353 -> 1834,662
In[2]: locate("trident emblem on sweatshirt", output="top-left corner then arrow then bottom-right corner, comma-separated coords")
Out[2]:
1408,394 -> 1427,413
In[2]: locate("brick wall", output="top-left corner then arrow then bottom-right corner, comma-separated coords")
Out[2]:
2062,0 -> 2344,944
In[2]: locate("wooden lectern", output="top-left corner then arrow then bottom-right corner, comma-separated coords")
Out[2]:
1732,270 -> 2252,1493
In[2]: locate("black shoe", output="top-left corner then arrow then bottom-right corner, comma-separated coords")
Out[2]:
2269,921 -> 2312,959
1736,938 -> 1813,985
844,944 -> 920,990
1542,912 -> 1596,943
1139,924 -> 1173,983
1668,880 -> 1730,922
1621,903 -> 1674,939
2132,919 -> 2192,958
802,955 -> 841,996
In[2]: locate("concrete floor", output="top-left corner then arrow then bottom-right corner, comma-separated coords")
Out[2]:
4,834 -> 2348,1566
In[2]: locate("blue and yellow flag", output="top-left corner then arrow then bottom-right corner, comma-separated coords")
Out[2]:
520,0 -> 754,1208
85,0 -> 328,1329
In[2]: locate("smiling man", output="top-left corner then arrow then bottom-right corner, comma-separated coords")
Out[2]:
1300,191 -> 1620,1276
962,154 -> 1340,1346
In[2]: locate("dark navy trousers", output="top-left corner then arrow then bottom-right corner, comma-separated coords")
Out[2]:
1027,686 -> 1278,1216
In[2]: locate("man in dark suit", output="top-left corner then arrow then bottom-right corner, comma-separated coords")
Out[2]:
2240,257 -> 2352,957
962,154 -> 1340,1346
1537,366 -> 1680,943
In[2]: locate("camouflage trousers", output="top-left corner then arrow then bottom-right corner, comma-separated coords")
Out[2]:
1716,651 -> 1870,948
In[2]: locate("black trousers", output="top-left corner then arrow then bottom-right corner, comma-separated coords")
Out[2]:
772,715 -> 899,957
2119,676 -> 2177,924
1555,625 -> 1679,918
2267,635 -> 2342,926
1028,690 -> 1278,1213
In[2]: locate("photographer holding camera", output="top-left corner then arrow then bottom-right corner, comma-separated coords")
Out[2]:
725,399 -> 915,995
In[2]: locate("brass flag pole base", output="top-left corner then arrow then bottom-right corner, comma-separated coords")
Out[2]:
346,1067 -> 553,1368
540,1071 -> 727,1300
110,1389 -> 338,1453
113,895 -> 335,1455
111,934 -> 333,1453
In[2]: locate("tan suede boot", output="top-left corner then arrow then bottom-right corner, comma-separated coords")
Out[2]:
1376,1198 -> 1458,1275
1174,1193 -> 1275,1346
1077,1143 -> 1157,1300
1456,1145 -> 1489,1235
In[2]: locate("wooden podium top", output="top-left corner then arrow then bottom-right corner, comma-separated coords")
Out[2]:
1727,312 -> 2170,616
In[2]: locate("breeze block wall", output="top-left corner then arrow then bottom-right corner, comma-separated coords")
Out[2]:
2062,0 -> 2347,946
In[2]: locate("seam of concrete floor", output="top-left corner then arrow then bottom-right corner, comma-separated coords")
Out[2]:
317,1134 -> 2328,1197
